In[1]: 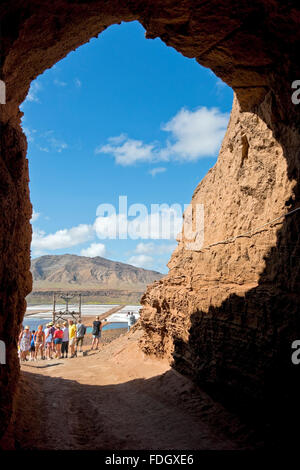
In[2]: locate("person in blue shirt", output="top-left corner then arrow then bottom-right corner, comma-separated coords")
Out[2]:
30,330 -> 36,361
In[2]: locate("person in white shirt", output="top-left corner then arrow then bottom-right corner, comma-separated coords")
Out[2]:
44,323 -> 53,360
127,312 -> 136,331
61,321 -> 69,358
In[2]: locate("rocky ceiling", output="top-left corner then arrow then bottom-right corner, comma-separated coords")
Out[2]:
0,0 -> 299,446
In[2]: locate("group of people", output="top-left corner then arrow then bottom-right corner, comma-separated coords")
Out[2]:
18,311 -> 137,361
18,316 -> 103,362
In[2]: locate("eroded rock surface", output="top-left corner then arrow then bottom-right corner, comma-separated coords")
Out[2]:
0,0 -> 300,445
140,93 -> 300,440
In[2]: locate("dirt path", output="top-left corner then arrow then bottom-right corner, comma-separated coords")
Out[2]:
6,329 -> 260,450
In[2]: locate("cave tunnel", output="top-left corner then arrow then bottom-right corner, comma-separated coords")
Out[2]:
0,0 -> 300,448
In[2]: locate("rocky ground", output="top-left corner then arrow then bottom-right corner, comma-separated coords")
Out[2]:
1,328 -> 262,450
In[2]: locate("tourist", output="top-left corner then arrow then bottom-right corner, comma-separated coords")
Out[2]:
127,312 -> 136,331
48,322 -> 55,354
30,330 -> 36,360
53,324 -> 64,358
68,319 -> 77,358
35,325 -> 45,360
19,326 -> 31,361
75,320 -> 86,353
18,325 -> 23,359
61,321 -> 69,358
91,316 -> 102,350
45,323 -> 53,360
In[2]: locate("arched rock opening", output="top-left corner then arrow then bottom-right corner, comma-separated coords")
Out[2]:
0,1 -> 299,444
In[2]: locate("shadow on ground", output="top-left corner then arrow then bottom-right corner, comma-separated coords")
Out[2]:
4,367 -> 262,451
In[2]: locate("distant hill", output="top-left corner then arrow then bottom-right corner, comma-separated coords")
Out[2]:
30,254 -> 163,291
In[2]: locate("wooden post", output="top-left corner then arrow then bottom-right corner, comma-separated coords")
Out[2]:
52,293 -> 56,324
79,293 -> 82,322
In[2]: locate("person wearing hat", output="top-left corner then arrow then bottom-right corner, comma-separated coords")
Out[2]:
48,322 -> 55,355
19,325 -> 31,361
61,321 -> 69,358
30,330 -> 36,361
44,322 -> 53,360
53,324 -> 64,358
68,319 -> 77,358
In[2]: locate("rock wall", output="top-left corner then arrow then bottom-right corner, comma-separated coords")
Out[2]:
140,92 -> 300,440
0,0 -> 300,444
0,115 -> 32,439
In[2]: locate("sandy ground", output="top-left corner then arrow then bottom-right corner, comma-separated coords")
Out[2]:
2,328 -> 261,450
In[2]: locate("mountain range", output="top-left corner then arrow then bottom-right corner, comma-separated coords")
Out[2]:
31,254 -> 163,291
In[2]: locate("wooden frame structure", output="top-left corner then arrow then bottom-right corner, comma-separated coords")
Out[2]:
52,292 -> 82,324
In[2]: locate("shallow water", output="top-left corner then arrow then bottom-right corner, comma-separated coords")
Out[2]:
86,322 -> 127,333
23,304 -> 140,334
23,318 -> 128,332
23,304 -> 140,332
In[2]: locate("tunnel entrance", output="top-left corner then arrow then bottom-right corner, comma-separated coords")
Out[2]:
0,1 -> 300,449
21,20 -> 232,272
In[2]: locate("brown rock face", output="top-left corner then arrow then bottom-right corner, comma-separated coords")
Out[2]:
0,0 -> 300,444
140,93 -> 300,435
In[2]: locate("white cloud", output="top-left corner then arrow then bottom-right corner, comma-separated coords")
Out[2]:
31,210 -> 40,223
149,167 -> 166,177
48,137 -> 68,152
40,131 -> 68,152
96,136 -> 155,166
93,214 -> 125,239
135,242 -> 155,254
32,224 -> 94,253
127,254 -> 154,269
129,242 -> 177,272
22,127 -> 37,142
96,107 -> 229,166
135,241 -> 177,255
161,107 -> 229,160
26,82 -> 42,103
80,243 -> 106,257
215,77 -> 227,90
208,70 -> 230,95
94,206 -> 183,240
22,127 -> 67,153
107,134 -> 127,145
54,79 -> 67,87
37,146 -> 49,152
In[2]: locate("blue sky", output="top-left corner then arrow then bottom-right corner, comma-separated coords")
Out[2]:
21,21 -> 233,274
